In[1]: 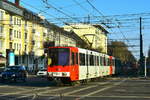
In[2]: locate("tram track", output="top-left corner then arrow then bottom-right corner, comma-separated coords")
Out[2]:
0,78 -> 126,100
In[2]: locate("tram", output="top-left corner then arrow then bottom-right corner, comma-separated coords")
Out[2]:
47,46 -> 119,84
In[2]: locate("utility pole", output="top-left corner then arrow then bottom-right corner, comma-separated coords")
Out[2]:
140,17 -> 144,75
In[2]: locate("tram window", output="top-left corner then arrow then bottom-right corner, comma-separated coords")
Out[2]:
108,58 -> 110,66
86,54 -> 89,66
105,58 -> 107,66
90,55 -> 94,66
107,58 -> 109,66
112,59 -> 114,66
48,48 -> 69,66
101,57 -> 104,66
103,57 -> 106,66
71,53 -> 75,65
104,57 -> 107,66
94,56 -> 96,66
97,56 -> 99,66
99,56 -> 101,66
76,53 -> 78,64
79,53 -> 85,65
106,58 -> 108,66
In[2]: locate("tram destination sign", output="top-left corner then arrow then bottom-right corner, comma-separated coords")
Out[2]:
0,1 -> 23,16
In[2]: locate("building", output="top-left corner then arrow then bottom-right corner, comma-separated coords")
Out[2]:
0,0 -> 24,66
0,0 -> 87,71
64,23 -> 108,53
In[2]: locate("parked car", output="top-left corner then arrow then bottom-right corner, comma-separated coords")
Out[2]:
37,69 -> 47,77
0,65 -> 28,82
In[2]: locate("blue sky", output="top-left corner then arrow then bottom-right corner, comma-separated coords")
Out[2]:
9,0 -> 150,59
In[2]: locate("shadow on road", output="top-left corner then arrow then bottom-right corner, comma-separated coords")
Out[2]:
0,75 -> 60,87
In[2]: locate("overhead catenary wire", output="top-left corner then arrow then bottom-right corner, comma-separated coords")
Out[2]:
41,0 -> 81,23
72,0 -> 89,13
17,0 -> 149,59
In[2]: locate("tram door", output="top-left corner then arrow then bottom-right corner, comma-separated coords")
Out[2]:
70,51 -> 79,80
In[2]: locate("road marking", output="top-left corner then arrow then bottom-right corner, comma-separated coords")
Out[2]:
88,82 -> 110,85
12,86 -> 73,100
64,85 -> 99,96
76,79 -> 126,99
0,85 -> 9,87
68,95 -> 150,99
15,83 -> 106,100
0,86 -> 52,97
37,86 -> 72,94
97,95 -> 150,99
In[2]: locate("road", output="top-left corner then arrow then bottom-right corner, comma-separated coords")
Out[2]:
0,76 -> 150,100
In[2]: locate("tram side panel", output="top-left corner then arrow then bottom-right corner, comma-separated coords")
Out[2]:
78,49 -> 88,80
69,48 -> 79,81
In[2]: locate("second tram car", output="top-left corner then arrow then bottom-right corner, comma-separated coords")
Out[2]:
47,46 -> 118,83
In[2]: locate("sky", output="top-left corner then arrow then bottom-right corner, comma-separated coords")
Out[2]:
9,0 -> 150,59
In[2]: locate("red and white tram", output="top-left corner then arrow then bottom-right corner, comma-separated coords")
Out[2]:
47,46 -> 116,83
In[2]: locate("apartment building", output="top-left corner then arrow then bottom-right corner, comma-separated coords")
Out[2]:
0,0 -> 87,70
64,23 -> 108,53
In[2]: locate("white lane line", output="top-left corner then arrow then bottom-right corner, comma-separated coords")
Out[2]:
88,82 -> 110,85
68,95 -> 150,99
37,86 -> 72,94
0,85 -> 9,87
0,87 -> 51,97
13,86 -> 72,100
97,95 -> 150,99
48,96 -> 57,100
77,79 -> 126,99
64,84 -> 108,96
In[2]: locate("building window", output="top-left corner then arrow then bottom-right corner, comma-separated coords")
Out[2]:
10,42 -> 12,49
19,19 -> 21,26
17,18 -> 19,25
25,45 -> 27,52
14,30 -> 16,38
0,11 -> 3,20
9,29 -> 13,40
0,40 -> 3,49
17,43 -> 18,51
19,31 -> 21,38
25,21 -> 27,26
14,43 -> 16,50
25,33 -> 27,39
0,26 -> 3,33
17,31 -> 18,38
19,44 -> 21,50
10,15 -> 13,25
14,17 -> 16,25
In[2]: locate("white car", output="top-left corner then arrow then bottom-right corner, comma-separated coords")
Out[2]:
37,69 -> 47,77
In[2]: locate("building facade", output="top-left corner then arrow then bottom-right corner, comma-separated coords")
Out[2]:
64,23 -> 108,53
0,0 -> 86,71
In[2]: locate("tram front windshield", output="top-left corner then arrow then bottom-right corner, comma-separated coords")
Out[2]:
48,48 -> 70,66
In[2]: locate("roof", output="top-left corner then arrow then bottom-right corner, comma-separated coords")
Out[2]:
92,24 -> 109,34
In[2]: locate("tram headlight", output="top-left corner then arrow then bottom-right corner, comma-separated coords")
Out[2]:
62,72 -> 70,77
